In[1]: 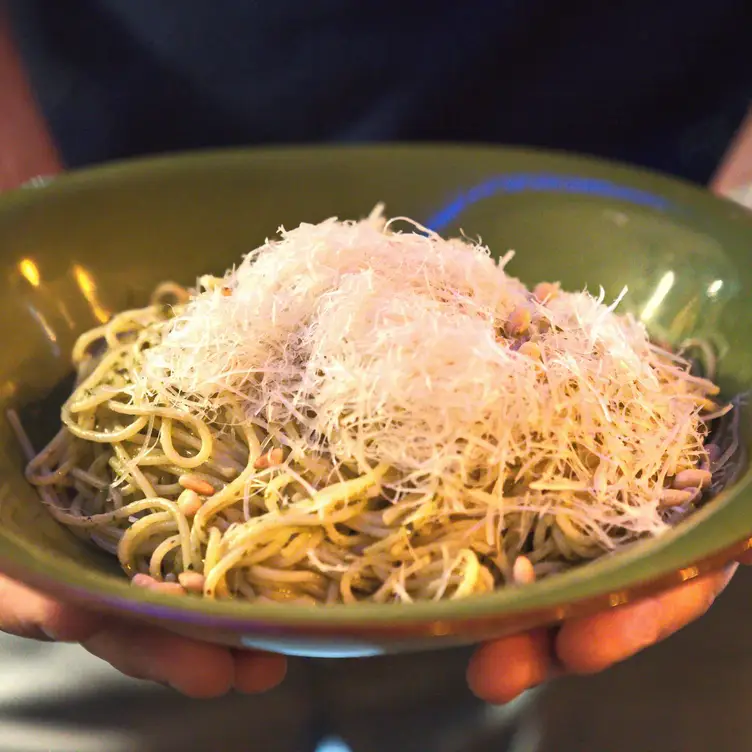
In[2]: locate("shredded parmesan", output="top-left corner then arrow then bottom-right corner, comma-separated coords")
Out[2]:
136,208 -> 713,551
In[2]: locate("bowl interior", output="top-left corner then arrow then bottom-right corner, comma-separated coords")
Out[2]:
1,145 -> 751,627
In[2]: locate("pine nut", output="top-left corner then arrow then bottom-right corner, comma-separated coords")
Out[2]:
178,571 -> 206,594
672,468 -> 712,490
507,306 -> 531,336
131,573 -> 156,588
254,447 -> 285,470
659,488 -> 695,507
131,574 -> 186,596
533,282 -> 559,303
178,474 -> 216,496
518,341 -> 542,361
513,555 -> 536,585
269,447 -> 285,465
151,581 -> 187,596
177,488 -> 202,517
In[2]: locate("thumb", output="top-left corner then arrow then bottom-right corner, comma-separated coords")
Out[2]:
0,574 -> 103,642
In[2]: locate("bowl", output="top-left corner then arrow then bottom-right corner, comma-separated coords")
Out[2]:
1,145 -> 751,658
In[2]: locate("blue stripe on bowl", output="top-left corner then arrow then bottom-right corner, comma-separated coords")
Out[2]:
426,173 -> 671,232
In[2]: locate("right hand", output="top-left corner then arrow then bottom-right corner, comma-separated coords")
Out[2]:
468,548 -> 752,704
0,574 -> 287,698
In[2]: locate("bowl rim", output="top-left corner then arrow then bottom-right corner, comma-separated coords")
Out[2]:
6,141 -> 752,216
2,142 -> 752,630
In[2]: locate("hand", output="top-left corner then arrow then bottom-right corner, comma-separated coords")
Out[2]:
0,574 -> 287,698
3,554 -> 746,705
467,551 -> 752,704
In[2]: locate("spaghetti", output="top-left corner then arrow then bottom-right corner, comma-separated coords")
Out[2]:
15,210 -> 745,605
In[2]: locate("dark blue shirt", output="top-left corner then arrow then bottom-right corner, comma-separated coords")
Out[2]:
9,0 -> 751,183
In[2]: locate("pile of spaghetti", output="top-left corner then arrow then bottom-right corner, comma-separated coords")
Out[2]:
18,208 -> 741,605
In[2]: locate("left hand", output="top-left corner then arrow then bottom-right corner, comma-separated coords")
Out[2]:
0,574 -> 287,698
467,551 -> 752,704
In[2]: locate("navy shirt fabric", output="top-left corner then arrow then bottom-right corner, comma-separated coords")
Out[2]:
8,0 -> 752,184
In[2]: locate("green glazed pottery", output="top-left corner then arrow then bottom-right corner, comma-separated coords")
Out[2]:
0,145 -> 750,658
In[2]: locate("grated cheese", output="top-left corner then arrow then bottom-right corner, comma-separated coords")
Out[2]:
136,208 -> 713,551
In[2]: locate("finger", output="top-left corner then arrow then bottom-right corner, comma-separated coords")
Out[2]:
232,649 -> 288,694
738,549 -> 752,566
467,629 -> 551,704
0,574 -> 102,642
83,622 -> 235,698
653,564 -> 735,639
556,566 -> 734,674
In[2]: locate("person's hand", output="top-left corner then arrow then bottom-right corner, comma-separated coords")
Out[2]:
467,551 -> 752,704
0,574 -> 287,698
3,553 -> 748,704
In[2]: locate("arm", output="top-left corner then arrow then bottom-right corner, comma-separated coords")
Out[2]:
0,7 -> 61,190
711,108 -> 752,206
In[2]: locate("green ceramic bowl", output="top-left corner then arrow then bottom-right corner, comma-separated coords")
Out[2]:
1,145 -> 751,658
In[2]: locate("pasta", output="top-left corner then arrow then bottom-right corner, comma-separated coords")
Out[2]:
14,209 -> 744,605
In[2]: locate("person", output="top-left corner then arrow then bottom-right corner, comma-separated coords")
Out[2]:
1,3 -> 751,750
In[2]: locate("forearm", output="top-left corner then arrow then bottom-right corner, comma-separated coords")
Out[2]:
0,6 -> 61,192
710,108 -> 752,206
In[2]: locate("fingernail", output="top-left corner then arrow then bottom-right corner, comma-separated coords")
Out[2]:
39,626 -> 58,642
